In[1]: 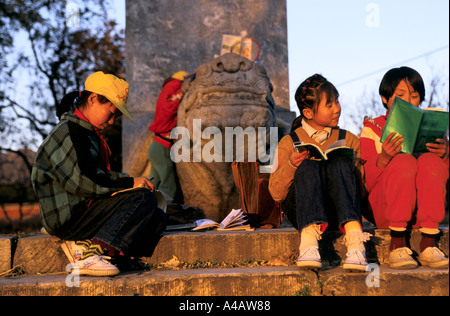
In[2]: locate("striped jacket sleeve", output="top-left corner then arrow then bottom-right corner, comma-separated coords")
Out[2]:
360,116 -> 385,192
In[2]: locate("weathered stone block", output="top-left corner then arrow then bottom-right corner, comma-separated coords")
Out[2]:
0,237 -> 12,273
13,235 -> 69,275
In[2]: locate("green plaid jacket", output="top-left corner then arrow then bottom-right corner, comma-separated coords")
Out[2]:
31,113 -> 133,235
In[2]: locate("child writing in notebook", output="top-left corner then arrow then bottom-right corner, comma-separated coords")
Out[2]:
32,72 -> 166,277
269,74 -> 370,271
360,66 -> 448,269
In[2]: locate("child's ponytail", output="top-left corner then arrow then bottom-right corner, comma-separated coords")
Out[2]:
56,91 -> 91,119
291,74 -> 339,132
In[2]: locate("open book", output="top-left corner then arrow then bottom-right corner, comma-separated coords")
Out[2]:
294,139 -> 354,161
192,209 -> 254,231
380,97 -> 449,154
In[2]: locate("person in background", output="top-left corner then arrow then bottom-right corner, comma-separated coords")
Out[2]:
148,71 -> 188,201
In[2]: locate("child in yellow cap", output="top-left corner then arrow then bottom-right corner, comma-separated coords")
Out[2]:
32,72 -> 166,276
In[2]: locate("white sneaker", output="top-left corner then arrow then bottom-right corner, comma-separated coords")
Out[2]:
389,247 -> 418,269
343,249 -> 369,272
296,246 -> 322,269
61,240 -> 91,263
342,231 -> 372,272
71,255 -> 120,277
419,247 -> 449,269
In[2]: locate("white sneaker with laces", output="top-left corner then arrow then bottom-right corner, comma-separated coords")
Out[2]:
342,231 -> 372,272
389,247 -> 418,269
419,247 -> 449,269
296,246 -> 322,269
343,249 -> 369,272
71,254 -> 120,277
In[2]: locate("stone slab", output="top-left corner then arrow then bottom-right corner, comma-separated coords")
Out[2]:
143,228 -> 300,266
13,235 -> 69,275
0,265 -> 447,296
7,228 -> 450,275
321,266 -> 449,296
0,237 -> 13,273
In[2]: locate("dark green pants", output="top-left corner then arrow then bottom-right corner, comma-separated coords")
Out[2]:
148,141 -> 177,199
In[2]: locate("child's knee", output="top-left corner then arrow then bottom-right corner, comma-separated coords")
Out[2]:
388,154 -> 418,178
417,153 -> 448,177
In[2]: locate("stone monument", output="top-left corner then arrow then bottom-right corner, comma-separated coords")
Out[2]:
124,0 -> 291,219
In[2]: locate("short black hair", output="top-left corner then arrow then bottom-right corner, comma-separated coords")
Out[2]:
379,66 -> 425,109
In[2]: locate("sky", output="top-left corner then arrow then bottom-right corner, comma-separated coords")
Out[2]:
109,0 -> 449,135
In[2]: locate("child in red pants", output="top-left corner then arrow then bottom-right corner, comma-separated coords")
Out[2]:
360,67 -> 449,269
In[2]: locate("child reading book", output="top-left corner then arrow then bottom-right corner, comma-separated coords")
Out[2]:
269,74 -> 370,271
360,66 -> 449,269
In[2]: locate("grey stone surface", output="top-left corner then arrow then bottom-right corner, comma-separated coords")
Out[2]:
126,0 -> 288,112
123,0 -> 289,175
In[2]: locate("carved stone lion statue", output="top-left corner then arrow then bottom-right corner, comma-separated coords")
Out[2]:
174,53 -> 278,221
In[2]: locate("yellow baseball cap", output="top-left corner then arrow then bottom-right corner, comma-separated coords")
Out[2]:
171,71 -> 188,81
85,71 -> 134,122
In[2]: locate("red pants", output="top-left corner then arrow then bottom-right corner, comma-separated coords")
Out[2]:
369,153 -> 448,229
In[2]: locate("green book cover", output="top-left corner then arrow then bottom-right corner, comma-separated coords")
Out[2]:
380,97 -> 449,154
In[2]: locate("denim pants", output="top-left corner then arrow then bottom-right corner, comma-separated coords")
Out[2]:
282,156 -> 362,233
55,190 -> 167,257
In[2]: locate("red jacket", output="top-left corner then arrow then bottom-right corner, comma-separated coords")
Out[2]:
148,78 -> 183,148
360,114 -> 387,192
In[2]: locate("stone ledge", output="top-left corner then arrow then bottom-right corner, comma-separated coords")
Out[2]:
3,228 -> 449,276
0,265 -> 447,296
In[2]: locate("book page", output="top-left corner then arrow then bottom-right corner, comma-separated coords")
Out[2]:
325,147 -> 354,161
193,219 -> 220,231
325,139 -> 346,151
295,143 -> 326,161
220,209 -> 242,229
413,108 -> 449,153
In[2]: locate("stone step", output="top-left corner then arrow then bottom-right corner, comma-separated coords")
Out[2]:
0,265 -> 448,296
2,227 -> 448,275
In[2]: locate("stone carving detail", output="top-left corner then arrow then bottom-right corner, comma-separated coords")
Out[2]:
175,53 -> 277,221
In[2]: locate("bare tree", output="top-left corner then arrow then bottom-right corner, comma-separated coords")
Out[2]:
0,0 -> 125,169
